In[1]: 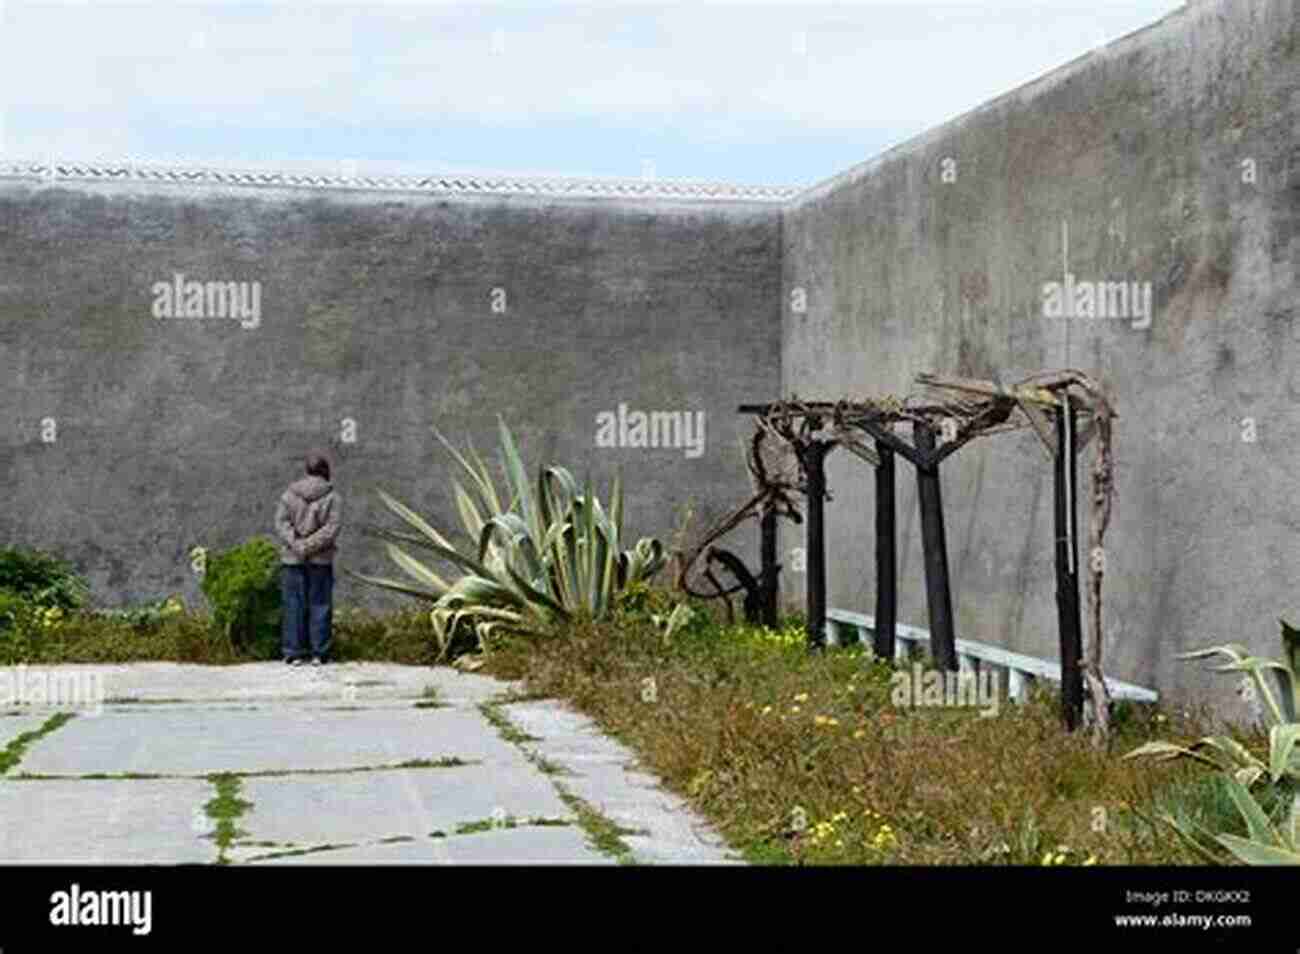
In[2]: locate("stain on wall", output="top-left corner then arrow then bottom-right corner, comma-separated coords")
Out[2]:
0,184 -> 781,611
781,0 -> 1299,714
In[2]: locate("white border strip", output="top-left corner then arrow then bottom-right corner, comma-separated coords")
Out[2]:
826,607 -> 1158,703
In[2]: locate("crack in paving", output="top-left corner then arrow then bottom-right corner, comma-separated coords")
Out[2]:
1,665 -> 734,864
479,698 -> 645,864
243,842 -> 358,862
450,815 -> 572,836
488,697 -> 747,865
204,773 -> 253,865
0,711 -> 76,776
242,817 -> 577,863
8,756 -> 478,782
103,698 -> 189,705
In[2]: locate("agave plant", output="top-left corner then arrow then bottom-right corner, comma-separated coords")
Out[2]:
1216,776 -> 1300,865
1179,620 -> 1298,726
1144,775 -> 1300,866
347,418 -> 667,659
1128,619 -> 1300,865
1126,620 -> 1300,788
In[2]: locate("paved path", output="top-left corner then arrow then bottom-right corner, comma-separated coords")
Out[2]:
0,663 -> 743,865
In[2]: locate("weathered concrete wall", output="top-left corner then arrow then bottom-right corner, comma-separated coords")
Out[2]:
782,0 -> 1299,714
2,0 -> 1293,720
0,180 -> 781,610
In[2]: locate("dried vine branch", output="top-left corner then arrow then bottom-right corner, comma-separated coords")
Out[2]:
919,369 -> 1118,743
700,370 -> 1116,742
672,427 -> 802,601
1083,399 -> 1116,747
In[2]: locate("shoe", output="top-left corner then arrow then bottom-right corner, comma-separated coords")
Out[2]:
288,658 -> 302,667
311,657 -> 323,667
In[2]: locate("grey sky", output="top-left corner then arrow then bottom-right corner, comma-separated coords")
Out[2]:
0,1 -> 1188,187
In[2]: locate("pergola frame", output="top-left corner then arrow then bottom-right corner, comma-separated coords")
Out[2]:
723,369 -> 1117,734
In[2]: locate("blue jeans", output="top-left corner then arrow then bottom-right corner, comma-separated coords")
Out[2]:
281,564 -> 333,661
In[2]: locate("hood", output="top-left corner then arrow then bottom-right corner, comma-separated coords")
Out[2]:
288,475 -> 333,502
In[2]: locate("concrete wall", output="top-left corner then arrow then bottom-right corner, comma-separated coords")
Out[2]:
781,0 -> 1299,713
3,0 -> 1294,716
0,179 -> 781,610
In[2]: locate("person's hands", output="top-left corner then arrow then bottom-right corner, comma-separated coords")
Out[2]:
292,539 -> 309,560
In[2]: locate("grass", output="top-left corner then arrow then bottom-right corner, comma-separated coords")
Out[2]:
7,758 -> 474,782
235,757 -> 471,777
0,604 -> 439,666
455,817 -> 513,834
448,816 -> 571,835
476,694 -> 640,862
414,684 -> 448,709
554,786 -> 642,863
0,711 -> 75,775
204,773 -> 254,865
103,697 -> 187,705
15,771 -> 165,780
476,598 -> 1247,866
0,586 -> 1273,866
478,701 -> 542,744
244,843 -> 356,862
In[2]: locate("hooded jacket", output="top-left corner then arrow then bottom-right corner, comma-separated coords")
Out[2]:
274,475 -> 341,565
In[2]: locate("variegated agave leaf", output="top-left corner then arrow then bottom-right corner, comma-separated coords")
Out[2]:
1214,776 -> 1300,865
1178,640 -> 1295,728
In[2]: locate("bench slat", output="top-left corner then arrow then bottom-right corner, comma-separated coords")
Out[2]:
825,609 -> 1157,703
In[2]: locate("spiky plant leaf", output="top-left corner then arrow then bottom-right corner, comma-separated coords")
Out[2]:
1268,723 -> 1300,784
1216,834 -> 1300,865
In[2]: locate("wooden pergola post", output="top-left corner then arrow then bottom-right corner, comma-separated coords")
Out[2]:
759,507 -> 779,628
873,440 -> 897,659
913,422 -> 957,671
733,376 -> 1113,729
1055,400 -> 1084,729
803,439 -> 830,651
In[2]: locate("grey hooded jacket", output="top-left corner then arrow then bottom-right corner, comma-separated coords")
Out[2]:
274,475 -> 342,565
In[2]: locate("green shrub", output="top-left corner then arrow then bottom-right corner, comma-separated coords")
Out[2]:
200,537 -> 282,659
612,581 -> 710,639
329,605 -> 440,664
0,546 -> 89,611
0,587 -> 28,631
91,594 -> 186,629
0,588 -> 38,659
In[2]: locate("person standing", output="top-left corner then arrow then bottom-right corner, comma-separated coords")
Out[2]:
274,452 -> 341,666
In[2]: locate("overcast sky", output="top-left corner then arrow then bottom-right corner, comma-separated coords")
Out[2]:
0,1 -> 1187,188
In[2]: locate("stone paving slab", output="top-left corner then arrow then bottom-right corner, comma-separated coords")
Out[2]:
501,701 -> 745,864
79,661 -> 514,706
19,705 -> 523,776
227,765 -> 573,860
0,664 -> 747,865
0,778 -> 214,864
247,826 -> 615,865
0,712 -> 53,747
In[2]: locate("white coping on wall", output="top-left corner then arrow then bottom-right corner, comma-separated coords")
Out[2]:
826,607 -> 1159,704
0,157 -> 800,203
